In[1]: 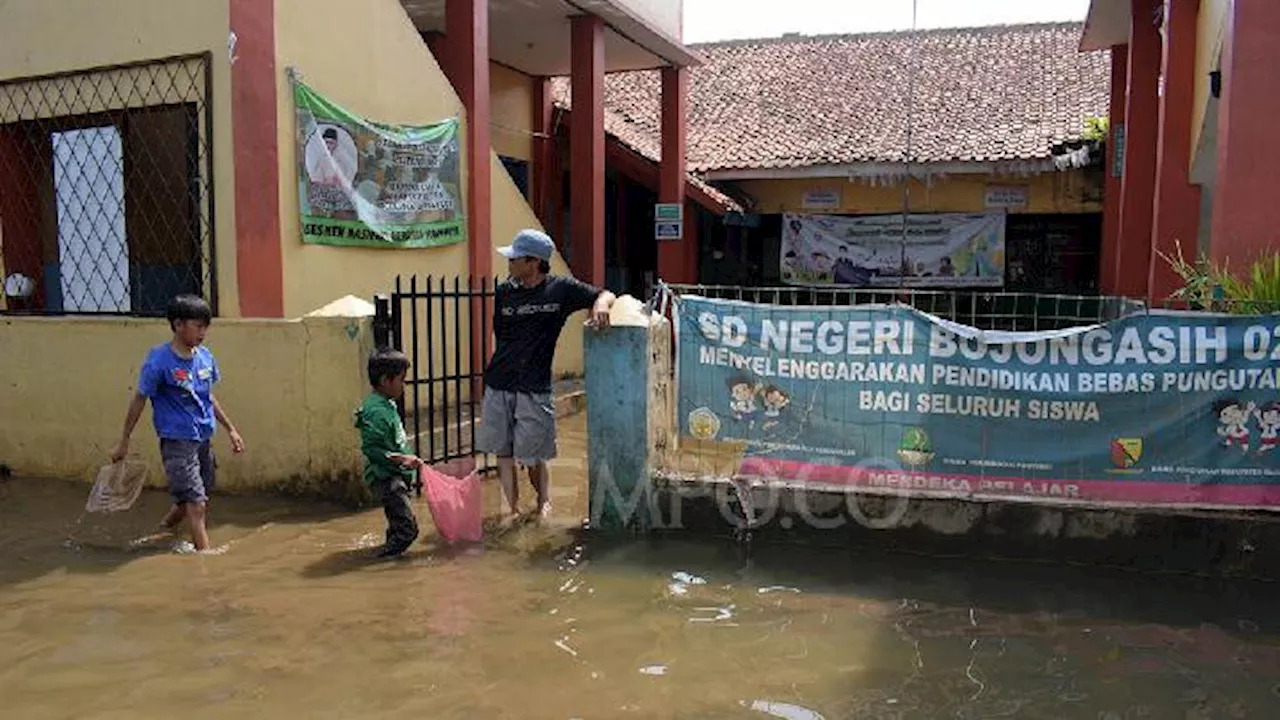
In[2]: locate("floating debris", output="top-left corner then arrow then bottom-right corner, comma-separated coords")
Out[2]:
743,699 -> 826,720
758,586 -> 802,595
638,665 -> 668,676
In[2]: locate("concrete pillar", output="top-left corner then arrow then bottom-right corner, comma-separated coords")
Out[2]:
443,0 -> 492,283
1149,0 -> 1202,303
1100,45 -> 1128,295
570,14 -> 606,286
230,0 -> 283,317
1115,0 -> 1161,300
658,66 -> 693,284
1209,0 -> 1280,270
585,312 -> 666,533
532,77 -> 555,230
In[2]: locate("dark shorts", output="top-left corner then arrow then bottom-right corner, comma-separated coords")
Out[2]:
160,439 -> 216,505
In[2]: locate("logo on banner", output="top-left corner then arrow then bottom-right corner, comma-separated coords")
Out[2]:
897,427 -> 935,468
1109,437 -> 1144,471
688,407 -> 722,440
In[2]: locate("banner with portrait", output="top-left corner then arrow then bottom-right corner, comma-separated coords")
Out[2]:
780,212 -> 1006,288
292,77 -> 464,248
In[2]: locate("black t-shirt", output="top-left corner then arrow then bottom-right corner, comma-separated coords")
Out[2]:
484,275 -> 602,393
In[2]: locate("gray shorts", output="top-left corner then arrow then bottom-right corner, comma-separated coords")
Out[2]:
475,389 -> 557,464
160,439 -> 216,505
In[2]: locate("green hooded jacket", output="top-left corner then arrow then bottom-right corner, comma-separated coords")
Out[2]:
353,392 -> 414,486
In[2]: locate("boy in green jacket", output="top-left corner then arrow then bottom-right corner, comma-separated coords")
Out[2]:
354,349 -> 423,558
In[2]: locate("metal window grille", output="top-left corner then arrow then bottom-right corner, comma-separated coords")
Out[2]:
0,54 -> 216,315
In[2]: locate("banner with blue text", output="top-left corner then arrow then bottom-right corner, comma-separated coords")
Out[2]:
675,296 -> 1280,510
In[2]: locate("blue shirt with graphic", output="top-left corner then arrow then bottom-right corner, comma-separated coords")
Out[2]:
138,344 -> 220,442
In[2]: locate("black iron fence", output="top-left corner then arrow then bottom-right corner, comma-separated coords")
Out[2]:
374,276 -> 496,466
0,54 -> 215,315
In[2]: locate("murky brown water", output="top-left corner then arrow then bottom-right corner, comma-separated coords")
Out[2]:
5,448 -> 1280,719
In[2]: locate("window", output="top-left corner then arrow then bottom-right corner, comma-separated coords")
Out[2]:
0,55 -> 215,315
52,126 -> 129,312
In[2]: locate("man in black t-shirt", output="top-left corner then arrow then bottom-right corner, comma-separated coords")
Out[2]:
476,228 -> 615,523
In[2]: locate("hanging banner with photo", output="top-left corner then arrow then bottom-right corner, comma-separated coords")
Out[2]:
779,212 -> 1005,288
292,75 -> 464,248
676,295 -> 1280,511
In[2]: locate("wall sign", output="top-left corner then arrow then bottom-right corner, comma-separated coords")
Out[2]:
984,184 -> 1028,209
801,188 -> 842,211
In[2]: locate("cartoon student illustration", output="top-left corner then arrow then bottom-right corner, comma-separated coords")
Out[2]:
759,385 -> 792,434
1255,401 -> 1280,455
1215,399 -> 1256,453
727,375 -> 761,425
762,385 -> 790,420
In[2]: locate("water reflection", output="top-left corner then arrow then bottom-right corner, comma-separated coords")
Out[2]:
3,477 -> 1280,718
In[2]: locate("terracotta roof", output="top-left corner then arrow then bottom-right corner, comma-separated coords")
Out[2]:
555,22 -> 1109,174
548,89 -> 742,211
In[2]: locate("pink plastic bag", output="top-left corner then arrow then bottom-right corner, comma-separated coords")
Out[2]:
420,458 -> 483,544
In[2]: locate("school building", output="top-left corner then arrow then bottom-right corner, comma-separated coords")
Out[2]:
1081,0 -> 1280,301
560,22 -> 1111,295
0,0 -> 702,495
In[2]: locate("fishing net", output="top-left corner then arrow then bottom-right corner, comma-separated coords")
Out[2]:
85,460 -> 149,513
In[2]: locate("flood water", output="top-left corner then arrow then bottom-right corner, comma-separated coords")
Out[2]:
5,452 -> 1280,718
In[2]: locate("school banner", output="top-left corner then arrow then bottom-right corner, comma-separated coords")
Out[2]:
675,296 -> 1280,511
292,77 -> 464,248
780,212 -> 1005,288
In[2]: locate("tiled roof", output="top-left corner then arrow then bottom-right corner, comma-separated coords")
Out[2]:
548,86 -> 741,211
555,22 -> 1109,174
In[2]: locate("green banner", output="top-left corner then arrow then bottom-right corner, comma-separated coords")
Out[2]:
292,77 -> 465,248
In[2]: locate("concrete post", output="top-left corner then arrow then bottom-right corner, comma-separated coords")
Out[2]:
585,298 -> 671,533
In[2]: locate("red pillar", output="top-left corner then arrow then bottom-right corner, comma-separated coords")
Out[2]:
229,0 -> 283,317
1100,45 -> 1128,295
570,14 -> 605,286
1149,0 -> 1202,302
443,0 -> 492,283
657,66 -> 692,284
1209,0 -> 1280,270
532,77 -> 555,229
1114,0 -> 1161,300
546,127 -> 565,244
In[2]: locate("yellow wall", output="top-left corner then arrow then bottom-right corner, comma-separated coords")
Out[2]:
1191,0 -> 1231,165
735,170 -> 1103,215
0,0 -> 240,315
491,63 -> 535,163
273,0 -> 581,377
0,314 -> 375,503
274,0 -> 470,319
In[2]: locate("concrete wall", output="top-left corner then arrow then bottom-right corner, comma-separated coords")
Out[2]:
1190,0 -> 1231,167
273,0 -> 582,378
613,0 -> 684,41
0,313 -> 375,503
0,0 -> 240,315
735,170 -> 1103,216
491,63 -> 535,164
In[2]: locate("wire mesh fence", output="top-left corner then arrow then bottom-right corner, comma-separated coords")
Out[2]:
663,284 -> 1144,332
647,283 -> 1280,525
0,54 -> 215,315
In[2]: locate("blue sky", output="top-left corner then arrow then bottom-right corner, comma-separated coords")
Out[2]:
683,0 -> 1092,43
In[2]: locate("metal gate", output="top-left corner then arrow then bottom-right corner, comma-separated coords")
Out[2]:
373,275 -> 495,466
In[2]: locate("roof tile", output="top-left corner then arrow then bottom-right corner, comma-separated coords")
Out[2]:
553,22 -> 1108,173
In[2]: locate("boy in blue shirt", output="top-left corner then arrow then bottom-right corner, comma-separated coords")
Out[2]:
111,295 -> 244,552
